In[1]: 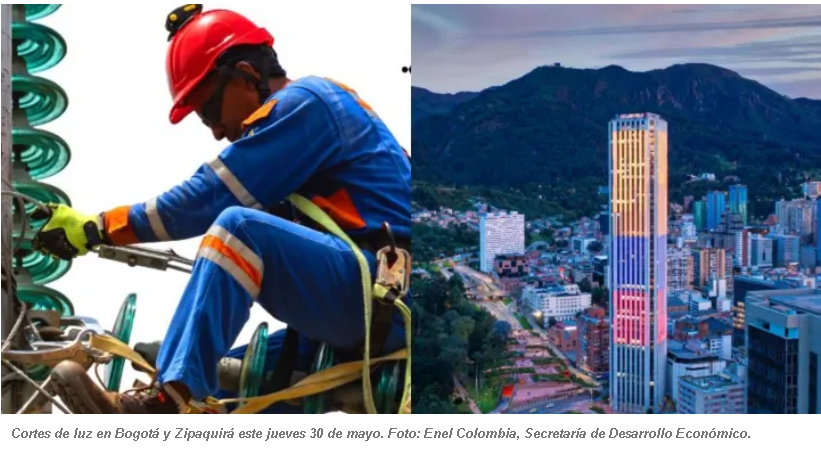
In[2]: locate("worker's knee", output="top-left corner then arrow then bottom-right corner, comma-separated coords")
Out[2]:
214,206 -> 254,231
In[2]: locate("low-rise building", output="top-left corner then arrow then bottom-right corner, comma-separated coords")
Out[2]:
523,284 -> 592,325
666,341 -> 727,403
677,373 -> 746,414
547,320 -> 578,355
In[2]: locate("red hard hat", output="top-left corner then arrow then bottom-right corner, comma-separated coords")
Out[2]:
166,7 -> 274,124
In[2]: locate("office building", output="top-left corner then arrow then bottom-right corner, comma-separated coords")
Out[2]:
666,343 -> 727,403
732,276 -> 784,347
578,307 -> 610,377
677,373 -> 746,414
800,246 -> 816,268
693,200 -> 707,232
479,211 -> 525,273
707,191 -> 727,232
729,184 -> 748,226
769,234 -> 800,267
523,284 -> 592,325
746,290 -> 821,414
608,112 -> 668,413
750,235 -> 773,268
667,245 -> 694,292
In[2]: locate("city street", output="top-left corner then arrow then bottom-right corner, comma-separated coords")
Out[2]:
508,394 -> 599,414
452,262 -> 599,387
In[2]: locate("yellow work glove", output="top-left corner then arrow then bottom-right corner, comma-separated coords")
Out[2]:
31,204 -> 106,260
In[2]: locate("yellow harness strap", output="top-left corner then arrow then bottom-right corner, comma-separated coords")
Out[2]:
88,194 -> 411,414
287,194 -> 411,414
88,334 -> 408,414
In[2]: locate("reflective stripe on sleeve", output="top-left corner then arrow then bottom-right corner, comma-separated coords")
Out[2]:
145,198 -> 172,241
208,158 -> 264,210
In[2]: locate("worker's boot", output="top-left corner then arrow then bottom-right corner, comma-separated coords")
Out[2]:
51,360 -> 183,414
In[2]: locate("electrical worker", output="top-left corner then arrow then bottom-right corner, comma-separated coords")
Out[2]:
34,4 -> 410,414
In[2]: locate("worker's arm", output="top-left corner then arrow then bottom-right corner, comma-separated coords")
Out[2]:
102,87 -> 343,245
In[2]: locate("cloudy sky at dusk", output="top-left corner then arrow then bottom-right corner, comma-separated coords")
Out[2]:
412,4 -> 821,99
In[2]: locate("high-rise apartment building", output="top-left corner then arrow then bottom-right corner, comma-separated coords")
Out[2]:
729,184 -> 748,226
692,248 -> 727,289
479,211 -> 524,273
775,199 -> 816,236
608,112 -> 668,413
707,191 -> 727,232
578,306 -> 610,377
734,229 -> 751,270
746,290 -> 821,414
667,245 -> 693,292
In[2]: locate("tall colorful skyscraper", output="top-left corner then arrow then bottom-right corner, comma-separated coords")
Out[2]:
608,112 -> 668,413
707,191 -> 727,231
729,184 -> 748,226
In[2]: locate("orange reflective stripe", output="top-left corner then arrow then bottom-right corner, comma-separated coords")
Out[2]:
311,188 -> 367,230
327,78 -> 355,93
200,235 -> 262,289
326,78 -> 379,120
104,206 -> 139,246
357,99 -> 374,112
241,99 -> 278,131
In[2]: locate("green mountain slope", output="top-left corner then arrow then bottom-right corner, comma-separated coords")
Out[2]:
412,63 -> 821,219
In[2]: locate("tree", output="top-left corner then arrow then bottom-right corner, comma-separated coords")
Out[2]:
578,278 -> 592,293
548,317 -> 558,328
592,287 -> 609,308
439,335 -> 469,368
451,316 -> 477,340
587,240 -> 604,253
491,321 -> 513,341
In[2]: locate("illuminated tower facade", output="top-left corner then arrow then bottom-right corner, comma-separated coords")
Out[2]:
608,113 -> 668,414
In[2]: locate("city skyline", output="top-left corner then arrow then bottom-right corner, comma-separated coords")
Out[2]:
412,4 -> 821,99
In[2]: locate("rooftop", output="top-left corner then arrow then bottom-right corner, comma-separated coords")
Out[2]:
667,341 -> 719,362
680,374 -> 742,392
770,293 -> 821,315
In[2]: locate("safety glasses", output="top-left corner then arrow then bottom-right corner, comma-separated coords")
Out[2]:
198,66 -> 261,128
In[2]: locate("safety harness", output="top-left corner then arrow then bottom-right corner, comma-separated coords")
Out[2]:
86,194 -> 412,414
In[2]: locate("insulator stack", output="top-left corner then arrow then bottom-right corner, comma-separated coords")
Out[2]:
10,4 -> 72,395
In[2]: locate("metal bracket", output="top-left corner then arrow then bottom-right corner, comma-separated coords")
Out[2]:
93,244 -> 194,274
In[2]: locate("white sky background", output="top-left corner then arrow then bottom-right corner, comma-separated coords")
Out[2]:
27,2 -> 410,398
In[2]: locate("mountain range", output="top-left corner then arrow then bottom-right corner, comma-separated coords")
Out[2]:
411,63 -> 821,220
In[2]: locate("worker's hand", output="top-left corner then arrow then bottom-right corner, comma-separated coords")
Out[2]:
31,204 -> 105,260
